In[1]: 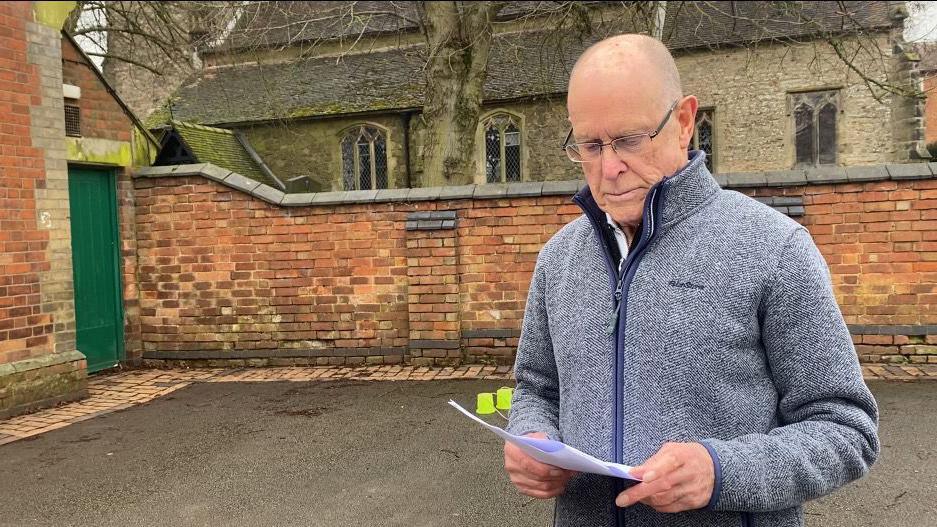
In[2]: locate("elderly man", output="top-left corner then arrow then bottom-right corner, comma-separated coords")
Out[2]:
503,34 -> 879,527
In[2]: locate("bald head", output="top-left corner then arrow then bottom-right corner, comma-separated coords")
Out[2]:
566,33 -> 697,232
570,34 -> 683,111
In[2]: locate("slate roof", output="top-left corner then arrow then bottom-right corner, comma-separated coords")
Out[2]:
210,1 -> 604,53
169,1 -> 894,126
212,1 -> 892,54
164,121 -> 281,188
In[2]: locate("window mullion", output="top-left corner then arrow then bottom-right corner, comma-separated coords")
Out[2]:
811,106 -> 820,166
370,140 -> 377,189
353,137 -> 361,190
499,127 -> 506,183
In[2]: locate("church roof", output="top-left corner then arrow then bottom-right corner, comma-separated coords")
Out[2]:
167,1 -> 895,126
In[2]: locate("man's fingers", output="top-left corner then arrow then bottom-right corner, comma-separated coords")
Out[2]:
504,442 -> 565,480
629,445 -> 684,481
616,473 -> 679,508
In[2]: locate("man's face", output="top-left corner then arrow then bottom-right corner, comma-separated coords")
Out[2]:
567,67 -> 696,229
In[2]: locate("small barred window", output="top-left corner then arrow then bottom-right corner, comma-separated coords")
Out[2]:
65,104 -> 81,137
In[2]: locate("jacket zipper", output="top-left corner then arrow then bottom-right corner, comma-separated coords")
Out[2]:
573,180 -> 668,527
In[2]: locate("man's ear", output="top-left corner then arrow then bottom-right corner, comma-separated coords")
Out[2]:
676,95 -> 699,150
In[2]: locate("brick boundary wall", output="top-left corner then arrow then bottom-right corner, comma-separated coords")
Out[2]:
131,163 -> 936,367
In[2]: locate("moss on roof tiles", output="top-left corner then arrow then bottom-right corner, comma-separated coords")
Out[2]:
171,120 -> 277,187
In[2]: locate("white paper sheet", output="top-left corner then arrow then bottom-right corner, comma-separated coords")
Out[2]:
448,400 -> 640,480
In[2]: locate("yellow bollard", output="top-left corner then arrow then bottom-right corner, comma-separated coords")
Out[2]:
476,392 -> 496,415
496,387 -> 514,411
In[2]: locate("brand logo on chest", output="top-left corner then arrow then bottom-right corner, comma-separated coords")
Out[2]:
668,279 -> 705,291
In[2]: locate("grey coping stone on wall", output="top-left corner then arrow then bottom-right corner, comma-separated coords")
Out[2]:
343,189 -> 379,203
805,166 -> 848,184
771,196 -> 803,206
143,348 -> 408,360
887,163 -> 933,180
373,188 -> 411,203
135,164 -> 200,177
440,219 -> 456,229
712,172 -> 729,187
405,221 -> 419,231
772,206 -> 789,215
249,184 -> 286,205
407,186 -> 441,201
169,163 -> 210,177
462,329 -> 522,339
407,211 -> 431,221
505,181 -> 544,197
416,220 -> 443,230
409,339 -> 461,349
255,184 -> 288,205
725,171 -> 767,187
200,163 -> 234,183
787,205 -> 805,216
438,184 -> 476,200
844,324 -> 932,336
541,180 -> 582,196
473,183 -> 509,199
280,192 -> 318,206
312,191 -> 354,205
929,162 -> 937,178
764,169 -> 807,186
407,211 -> 456,221
222,171 -> 262,193
846,165 -> 889,183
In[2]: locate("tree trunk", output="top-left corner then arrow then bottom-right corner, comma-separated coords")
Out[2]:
418,1 -> 500,187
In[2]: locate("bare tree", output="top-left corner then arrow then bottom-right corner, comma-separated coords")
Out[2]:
66,1 -> 923,184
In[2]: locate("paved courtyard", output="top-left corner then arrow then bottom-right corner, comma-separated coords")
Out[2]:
0,369 -> 934,526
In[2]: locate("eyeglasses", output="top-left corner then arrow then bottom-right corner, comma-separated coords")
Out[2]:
562,100 -> 679,163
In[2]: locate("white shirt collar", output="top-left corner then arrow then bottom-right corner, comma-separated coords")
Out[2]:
605,213 -> 629,266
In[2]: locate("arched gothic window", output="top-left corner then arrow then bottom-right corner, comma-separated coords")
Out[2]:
792,90 -> 838,167
482,113 -> 522,183
693,109 -> 715,172
341,125 -> 388,190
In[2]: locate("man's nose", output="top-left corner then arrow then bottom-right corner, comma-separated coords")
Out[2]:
600,145 -> 627,180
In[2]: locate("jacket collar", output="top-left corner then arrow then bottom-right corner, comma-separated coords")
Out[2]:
573,150 -> 720,231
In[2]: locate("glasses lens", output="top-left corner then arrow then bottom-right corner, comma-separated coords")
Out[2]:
565,145 -> 584,162
612,135 -> 649,154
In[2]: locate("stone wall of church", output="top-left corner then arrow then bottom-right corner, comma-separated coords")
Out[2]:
235,36 -> 920,190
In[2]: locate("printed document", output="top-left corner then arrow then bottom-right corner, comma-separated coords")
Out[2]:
448,400 -> 640,480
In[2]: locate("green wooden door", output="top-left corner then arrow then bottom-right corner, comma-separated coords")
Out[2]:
68,167 -> 123,372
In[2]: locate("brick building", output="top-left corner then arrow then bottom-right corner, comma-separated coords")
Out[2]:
0,1 -> 157,417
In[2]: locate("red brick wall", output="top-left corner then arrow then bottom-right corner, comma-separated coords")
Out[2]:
61,37 -> 131,143
743,180 -> 937,326
134,175 -> 936,366
0,2 -> 53,366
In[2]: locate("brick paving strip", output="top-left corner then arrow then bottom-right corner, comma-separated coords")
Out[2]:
0,364 -> 932,446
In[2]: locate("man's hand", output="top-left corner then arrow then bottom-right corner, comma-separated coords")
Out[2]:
504,432 -> 577,499
615,442 -> 715,513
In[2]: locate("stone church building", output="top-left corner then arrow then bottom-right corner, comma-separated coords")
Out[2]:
145,1 -> 927,193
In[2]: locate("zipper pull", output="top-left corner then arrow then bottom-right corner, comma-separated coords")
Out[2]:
606,281 -> 623,335
605,300 -> 621,335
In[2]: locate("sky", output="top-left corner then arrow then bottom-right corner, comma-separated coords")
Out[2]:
906,1 -> 937,43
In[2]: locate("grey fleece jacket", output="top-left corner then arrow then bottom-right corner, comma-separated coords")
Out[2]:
507,151 -> 879,527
